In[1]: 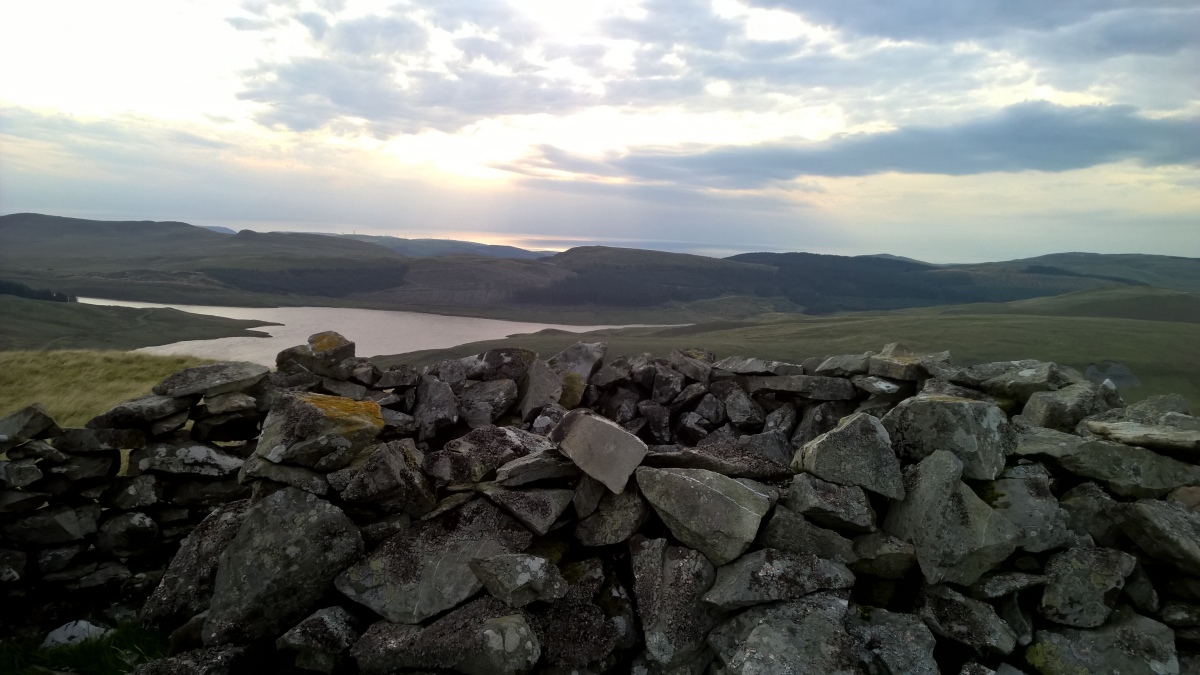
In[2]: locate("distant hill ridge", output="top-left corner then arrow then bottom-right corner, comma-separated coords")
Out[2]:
2,212 -> 1198,319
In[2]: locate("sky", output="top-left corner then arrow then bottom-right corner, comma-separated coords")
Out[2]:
1,0 -> 1197,262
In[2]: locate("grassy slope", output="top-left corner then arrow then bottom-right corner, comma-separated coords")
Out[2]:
377,287 -> 1200,410
0,351 -> 213,426
0,296 -> 276,351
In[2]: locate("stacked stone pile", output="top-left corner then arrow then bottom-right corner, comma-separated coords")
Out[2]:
3,331 -> 1200,674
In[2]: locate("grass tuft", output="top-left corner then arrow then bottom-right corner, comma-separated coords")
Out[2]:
0,622 -> 169,675
0,351 -> 213,427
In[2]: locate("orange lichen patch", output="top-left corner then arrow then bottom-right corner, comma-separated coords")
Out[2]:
300,393 -> 384,431
309,331 -> 350,353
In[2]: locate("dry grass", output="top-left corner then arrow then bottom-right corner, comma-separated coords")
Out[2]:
0,351 -> 213,427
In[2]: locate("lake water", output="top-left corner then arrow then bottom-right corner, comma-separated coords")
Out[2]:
80,298 -> 650,366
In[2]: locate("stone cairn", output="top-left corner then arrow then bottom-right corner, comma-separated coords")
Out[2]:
2,332 -> 1200,674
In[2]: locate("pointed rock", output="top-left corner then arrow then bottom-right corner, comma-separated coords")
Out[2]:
630,536 -> 721,670
481,485 -> 574,536
551,409 -> 648,494
637,467 -> 770,565
793,412 -> 905,500
882,395 -> 1013,480
703,549 -> 855,611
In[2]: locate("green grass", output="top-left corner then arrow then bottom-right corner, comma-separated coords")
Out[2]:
0,350 -> 213,427
922,286 -> 1200,323
0,296 -> 275,351
0,622 -> 168,675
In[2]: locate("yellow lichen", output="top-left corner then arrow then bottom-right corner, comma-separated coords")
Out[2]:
300,393 -> 383,430
309,332 -> 347,353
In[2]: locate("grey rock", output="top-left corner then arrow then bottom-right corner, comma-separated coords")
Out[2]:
151,410 -> 190,437
327,439 -> 436,515
2,503 -> 99,545
852,374 -> 912,399
527,557 -> 628,666
0,489 -> 49,514
785,473 -> 877,533
847,605 -> 938,675
239,455 -> 328,495
763,401 -> 799,436
711,382 -> 764,429
170,480 -> 251,509
1039,547 -> 1136,627
110,474 -> 164,510
140,439 -> 243,477
550,341 -> 608,380
1161,602 -> 1200,627
45,453 -> 113,482
468,553 -> 568,608
0,403 -> 61,452
319,376 -> 367,400
414,375 -> 459,439
708,592 -> 859,675
421,491 -> 476,521
591,356 -> 632,388
713,355 -> 787,375
794,412 -> 906,500
0,458 -> 42,489
481,485 -> 574,536
644,436 -> 789,480
576,484 -> 649,546
456,347 -> 537,382
379,407 -> 416,435
736,429 -> 793,467
519,359 -> 564,422
426,425 -> 555,484
153,361 -> 269,398
673,382 -> 709,408
142,500 -> 251,629
630,537 -> 721,670
638,399 -> 674,444
981,464 -> 1076,552
673,412 -> 710,446
497,447 -> 580,486
653,365 -> 686,405
1085,419 -> 1200,454
43,620 -> 112,648
54,427 -> 146,453
761,505 -> 859,565
336,499 -> 532,624
255,391 -> 384,472
703,548 -> 855,610
1014,426 -> 1200,498
459,379 -> 519,428
1060,482 -> 1126,547
998,592 -> 1035,648
87,394 -> 198,428
883,395 -> 1013,480
202,488 -> 362,645
133,645 -> 247,675
1123,499 -> 1200,576
851,532 -> 917,579
573,474 -> 606,519
352,597 -> 540,675
96,512 -> 159,557
670,350 -> 712,382
792,400 -> 856,447
742,374 -> 858,400
4,438 -> 67,462
1124,563 -> 1161,614
976,361 -> 1079,403
202,392 -> 256,416
375,364 -> 419,389
604,386 -> 643,423
552,409 -> 648,493
1023,382 -> 1115,431
694,394 -> 727,427
531,402 -> 567,435
815,353 -> 872,377
1025,606 -> 1178,675
637,467 -> 770,565
276,606 -> 361,675
883,450 -> 1020,585
970,572 -> 1048,600
916,584 -> 1017,655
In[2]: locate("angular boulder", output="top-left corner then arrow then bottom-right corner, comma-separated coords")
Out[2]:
552,409 -> 648,494
1122,499 -> 1200,576
575,484 -> 649,546
425,425 -> 555,484
636,466 -> 770,565
846,605 -> 938,675
480,485 -> 574,536
468,553 -> 568,608
784,473 -> 877,533
882,395 -> 1013,480
702,549 -> 855,611
793,412 -> 905,500
459,379 -> 519,428
254,392 -> 382,471
0,403 -> 61,452
707,592 -> 859,675
1039,547 -> 1135,628
915,584 -> 1017,655
1025,607 -> 1178,675
326,439 -> 436,516
276,606 -> 362,675
980,464 -> 1076,553
760,505 -> 859,565
153,361 -> 269,398
630,537 -> 721,670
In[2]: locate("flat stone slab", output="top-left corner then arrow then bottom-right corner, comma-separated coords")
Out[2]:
552,410 -> 648,494
636,466 -> 770,565
153,362 -> 269,398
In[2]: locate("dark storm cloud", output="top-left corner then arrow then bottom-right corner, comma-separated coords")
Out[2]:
516,103 -> 1200,188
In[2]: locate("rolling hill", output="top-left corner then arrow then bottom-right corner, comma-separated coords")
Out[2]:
340,234 -> 549,259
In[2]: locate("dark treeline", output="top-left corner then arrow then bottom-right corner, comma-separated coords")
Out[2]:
511,263 -> 776,307
0,279 -> 76,303
202,265 -> 410,298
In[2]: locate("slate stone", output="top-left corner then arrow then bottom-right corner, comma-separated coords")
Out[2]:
335,499 -> 532,624
1025,607 -> 1178,675
169,479 -> 251,509
1059,482 -> 1126,547
652,365 -> 686,405
785,472 -> 877,533
240,455 -> 329,495
426,425 -> 554,484
139,439 -> 243,477
883,395 -> 1013,480
87,395 -> 198,428
847,605 -> 939,675
794,412 -> 906,500
976,361 -> 1079,403
969,572 -> 1048,600
1023,382 -> 1116,431
707,592 -> 859,675
981,463 -> 1077,553
468,553 -> 568,608
459,379 -> 519,428
0,458 -> 42,489
572,474 -> 606,519
643,436 -> 789,480
550,341 -> 608,380
1122,499 -> 1200,576
481,485 -> 574,536
96,511 -> 159,557
636,466 -> 770,565
792,400 -> 856,447
815,353 -> 872,377
413,375 -> 458,440
202,488 -> 362,645
142,500 -> 252,629
713,355 -> 786,375
327,439 -> 436,516
552,409 -> 648,494
630,536 -> 721,670
1085,419 -> 1200,454
742,375 -> 857,400
496,447 -> 580,486
276,606 -> 362,675
153,361 -> 269,398
54,427 -> 146,453
45,453 -> 114,483
1,404 -> 63,453
703,548 -> 856,610
604,386 -> 642,424
526,558 -> 627,666
519,359 -> 564,422
916,584 -> 1018,655
850,532 -> 917,579
883,450 -> 1020,585
0,489 -> 50,514
711,382 -> 765,429
760,505 -> 859,565
2,503 -> 99,545
575,484 -> 649,546
736,429 -> 793,467
1039,547 -> 1136,627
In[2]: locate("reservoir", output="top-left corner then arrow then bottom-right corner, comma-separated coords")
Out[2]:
80,298 -> 644,366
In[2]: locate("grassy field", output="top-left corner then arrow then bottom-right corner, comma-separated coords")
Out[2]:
0,351 -> 213,427
378,287 -> 1200,411
0,296 -> 275,351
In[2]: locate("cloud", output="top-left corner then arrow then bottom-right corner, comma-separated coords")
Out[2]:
514,102 -> 1200,188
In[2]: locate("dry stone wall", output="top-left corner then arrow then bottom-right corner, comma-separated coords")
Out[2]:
3,330 -> 1200,674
